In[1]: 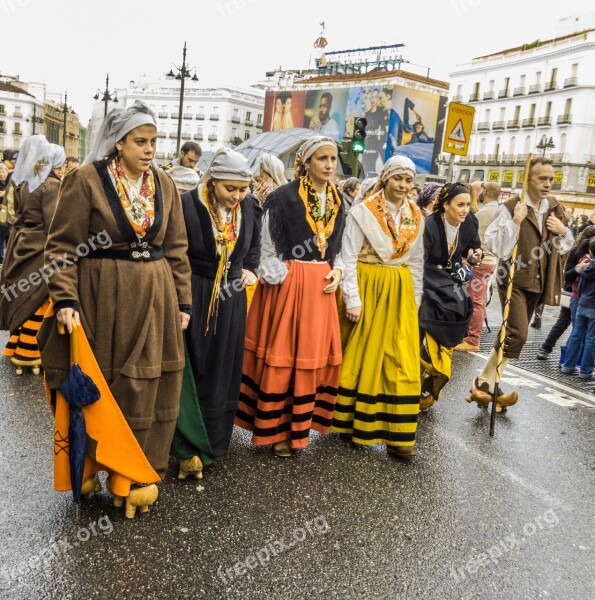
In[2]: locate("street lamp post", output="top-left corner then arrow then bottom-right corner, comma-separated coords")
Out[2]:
59,92 -> 72,148
93,74 -> 118,118
26,104 -> 44,135
166,42 -> 198,155
536,135 -> 555,157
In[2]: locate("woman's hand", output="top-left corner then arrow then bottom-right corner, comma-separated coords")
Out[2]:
180,312 -> 191,331
346,306 -> 362,323
56,308 -> 81,334
323,268 -> 342,294
467,248 -> 483,265
240,269 -> 257,288
576,258 -> 591,273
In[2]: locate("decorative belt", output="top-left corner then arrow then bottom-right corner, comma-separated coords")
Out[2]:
86,241 -> 164,262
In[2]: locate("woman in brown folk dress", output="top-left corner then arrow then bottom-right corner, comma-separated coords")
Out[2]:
39,101 -> 192,517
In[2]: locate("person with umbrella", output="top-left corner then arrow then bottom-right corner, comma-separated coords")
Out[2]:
39,101 -> 192,518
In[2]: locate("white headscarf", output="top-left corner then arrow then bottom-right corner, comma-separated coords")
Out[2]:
353,177 -> 378,206
201,147 -> 252,183
12,135 -> 65,192
298,136 -> 337,164
380,155 -> 416,183
260,153 -> 287,187
168,166 -> 200,191
83,100 -> 157,165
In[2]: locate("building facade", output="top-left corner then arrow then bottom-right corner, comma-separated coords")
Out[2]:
0,81 -> 43,153
88,78 -> 265,163
442,21 -> 595,205
0,77 -> 82,159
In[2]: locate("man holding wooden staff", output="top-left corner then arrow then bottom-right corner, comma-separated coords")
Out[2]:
466,157 -> 574,412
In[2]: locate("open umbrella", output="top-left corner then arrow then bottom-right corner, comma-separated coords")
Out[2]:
58,322 -> 100,516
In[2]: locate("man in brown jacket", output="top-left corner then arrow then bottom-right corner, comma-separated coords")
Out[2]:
467,158 -> 573,411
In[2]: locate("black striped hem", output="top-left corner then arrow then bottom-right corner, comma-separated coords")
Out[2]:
330,425 -> 416,443
338,388 -> 420,405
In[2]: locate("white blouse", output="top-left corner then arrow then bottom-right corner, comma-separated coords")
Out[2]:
485,197 -> 573,260
335,200 -> 425,309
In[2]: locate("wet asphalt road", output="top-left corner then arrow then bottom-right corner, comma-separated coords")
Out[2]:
0,318 -> 594,600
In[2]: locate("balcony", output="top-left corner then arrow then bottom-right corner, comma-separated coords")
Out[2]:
544,82 -> 557,92
498,89 -> 509,99
170,112 -> 179,118
452,95 -> 463,102
256,122 -> 263,129
208,134 -> 217,141
155,152 -> 165,159
477,121 -> 491,131
209,114 -> 219,121
486,154 -> 499,164
537,116 -> 551,126
550,153 -> 566,163
513,87 -> 526,96
563,77 -> 577,88
473,154 -> 486,163
12,129 -> 22,135
482,92 -> 494,101
468,93 -> 480,102
13,111 -> 22,118
500,154 -> 515,164
157,130 -> 167,138
245,120 -> 253,127
507,119 -> 520,129
196,113 -> 205,120
181,133 -> 191,139
516,153 -> 529,164
492,121 -> 505,130
158,112 -> 168,118
528,84 -> 542,94
522,117 -> 536,127
231,116 -> 240,124
194,133 -> 203,140
183,113 -> 193,120
458,155 -> 471,164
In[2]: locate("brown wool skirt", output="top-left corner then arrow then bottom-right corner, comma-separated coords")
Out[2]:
235,261 -> 342,449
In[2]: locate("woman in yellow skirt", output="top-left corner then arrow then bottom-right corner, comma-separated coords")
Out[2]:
332,156 -> 424,458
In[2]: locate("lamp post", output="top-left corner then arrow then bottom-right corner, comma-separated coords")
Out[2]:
59,92 -> 72,148
93,74 -> 118,118
26,104 -> 44,135
536,135 -> 555,157
166,42 -> 198,155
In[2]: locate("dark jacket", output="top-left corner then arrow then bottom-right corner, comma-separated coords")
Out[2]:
264,178 -> 345,267
420,212 -> 478,347
577,260 -> 595,309
181,188 -> 262,280
424,211 -> 481,269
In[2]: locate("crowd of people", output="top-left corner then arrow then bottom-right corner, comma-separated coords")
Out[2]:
0,100 -> 591,519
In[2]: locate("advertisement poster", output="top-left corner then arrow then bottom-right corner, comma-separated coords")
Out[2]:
385,86 -> 442,175
263,90 -> 307,132
303,89 -> 348,141
347,85 -> 393,176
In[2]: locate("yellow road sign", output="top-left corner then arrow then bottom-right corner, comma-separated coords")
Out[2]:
443,102 -> 475,156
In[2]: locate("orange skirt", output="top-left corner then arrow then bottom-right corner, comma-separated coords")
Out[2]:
3,297 -> 51,365
235,261 -> 342,449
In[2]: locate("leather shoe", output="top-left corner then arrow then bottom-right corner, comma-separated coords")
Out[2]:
387,445 -> 417,458
466,378 -> 518,412
536,348 -> 551,360
454,341 -> 480,352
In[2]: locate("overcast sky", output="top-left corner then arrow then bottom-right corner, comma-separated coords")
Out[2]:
1,0 -> 590,122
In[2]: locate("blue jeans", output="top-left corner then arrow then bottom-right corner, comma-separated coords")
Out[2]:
562,305 -> 595,376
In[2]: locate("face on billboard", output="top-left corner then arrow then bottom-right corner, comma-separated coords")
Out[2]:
319,96 -> 331,123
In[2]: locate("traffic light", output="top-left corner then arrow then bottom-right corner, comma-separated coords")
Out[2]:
351,117 -> 367,154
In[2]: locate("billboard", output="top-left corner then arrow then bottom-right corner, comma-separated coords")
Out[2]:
263,83 -> 445,176
263,90 -> 307,131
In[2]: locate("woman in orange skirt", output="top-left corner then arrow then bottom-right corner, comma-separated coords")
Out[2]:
235,136 -> 345,457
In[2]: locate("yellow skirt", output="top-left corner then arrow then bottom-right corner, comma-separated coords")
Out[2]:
332,262 -> 420,447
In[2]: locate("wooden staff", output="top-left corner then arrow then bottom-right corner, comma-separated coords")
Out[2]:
489,153 -> 532,436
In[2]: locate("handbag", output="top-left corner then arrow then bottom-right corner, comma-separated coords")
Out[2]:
560,290 -> 571,309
